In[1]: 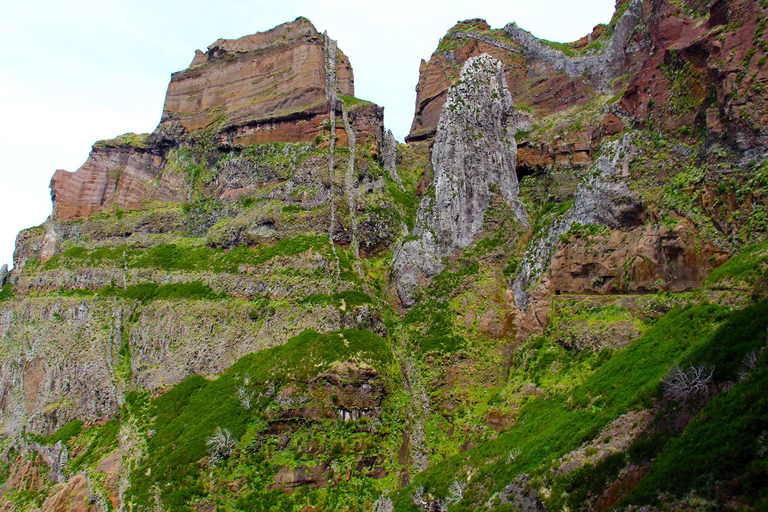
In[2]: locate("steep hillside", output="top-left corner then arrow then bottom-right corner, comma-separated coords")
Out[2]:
1,1 -> 768,511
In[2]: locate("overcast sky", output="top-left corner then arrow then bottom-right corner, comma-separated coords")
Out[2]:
0,0 -> 615,269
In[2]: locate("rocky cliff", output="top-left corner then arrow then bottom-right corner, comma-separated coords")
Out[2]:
50,18 -> 383,223
392,54 -> 528,306
2,1 -> 768,511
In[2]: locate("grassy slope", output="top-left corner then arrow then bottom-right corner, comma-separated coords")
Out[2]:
390,300 -> 768,510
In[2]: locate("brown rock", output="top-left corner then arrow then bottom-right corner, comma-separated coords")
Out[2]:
96,450 -> 121,474
406,20 -> 532,143
272,463 -> 328,488
49,18 -> 385,223
484,409 -> 516,432
159,18 -> 352,135
41,474 -> 93,512
599,113 -> 625,137
51,143 -> 185,222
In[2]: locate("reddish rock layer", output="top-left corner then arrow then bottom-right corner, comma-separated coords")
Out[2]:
159,17 -> 354,136
619,0 -> 768,146
406,19 -> 601,144
49,18 -> 384,222
50,142 -> 185,222
410,0 -> 768,166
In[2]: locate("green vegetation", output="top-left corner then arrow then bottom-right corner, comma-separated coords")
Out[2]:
339,95 -> 372,108
68,419 -> 120,472
44,235 -> 331,275
706,240 -> 768,291
98,281 -> 225,303
392,304 -> 732,510
0,284 -> 13,302
620,302 -> 768,506
33,419 -> 84,447
126,328 -> 393,510
435,20 -> 515,54
93,132 -> 149,149
300,290 -> 373,309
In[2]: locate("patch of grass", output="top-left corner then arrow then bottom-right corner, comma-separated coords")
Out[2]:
625,351 -> 768,507
93,132 -> 149,149
339,95 -> 372,108
127,328 -> 392,510
45,235 -> 331,275
98,281 -> 224,303
282,204 -> 302,213
301,290 -> 373,309
69,419 -> 120,472
679,299 -> 768,382
34,419 -> 84,447
386,181 -> 419,232
0,284 -> 14,302
705,241 -> 768,290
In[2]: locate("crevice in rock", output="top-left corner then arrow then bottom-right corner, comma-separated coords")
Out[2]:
324,31 -> 341,286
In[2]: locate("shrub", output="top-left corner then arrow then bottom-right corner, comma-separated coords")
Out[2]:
661,364 -> 713,402
205,426 -> 237,465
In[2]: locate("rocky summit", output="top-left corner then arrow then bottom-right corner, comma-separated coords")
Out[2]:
2,2 -> 768,510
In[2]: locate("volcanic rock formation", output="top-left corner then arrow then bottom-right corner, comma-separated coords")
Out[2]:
3,2 -> 768,510
393,54 -> 528,306
50,18 -> 384,223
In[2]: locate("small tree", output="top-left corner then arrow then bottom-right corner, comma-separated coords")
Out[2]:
205,426 -> 237,465
237,386 -> 254,409
661,364 -> 713,402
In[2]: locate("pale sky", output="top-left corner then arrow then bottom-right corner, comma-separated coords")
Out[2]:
0,0 -> 615,269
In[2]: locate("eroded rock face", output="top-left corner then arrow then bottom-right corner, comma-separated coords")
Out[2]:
0,284 -> 350,437
618,0 -> 768,152
431,54 -> 528,248
50,143 -> 186,222
503,0 -> 643,91
49,18 -> 384,223
40,474 -> 93,512
158,17 -> 353,137
405,7 -> 641,146
407,20 -> 527,143
393,54 -> 528,306
508,135 -> 730,339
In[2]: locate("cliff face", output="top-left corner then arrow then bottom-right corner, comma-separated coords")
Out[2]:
393,54 -> 528,306
3,2 -> 768,511
50,18 -> 382,223
159,17 -> 353,136
50,138 -> 185,222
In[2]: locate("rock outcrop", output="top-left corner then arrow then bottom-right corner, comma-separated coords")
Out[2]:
49,18 -> 385,222
3,4 -> 768,511
393,54 -> 528,306
50,138 -> 185,222
405,4 -> 642,146
503,0 -> 643,91
157,17 -> 353,139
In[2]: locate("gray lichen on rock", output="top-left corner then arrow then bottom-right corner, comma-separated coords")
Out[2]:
393,53 -> 528,306
382,129 -> 402,185
504,0 -> 643,91
512,135 -> 642,309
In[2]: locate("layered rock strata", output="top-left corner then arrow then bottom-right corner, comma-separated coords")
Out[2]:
50,18 -> 384,223
158,17 -> 353,137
